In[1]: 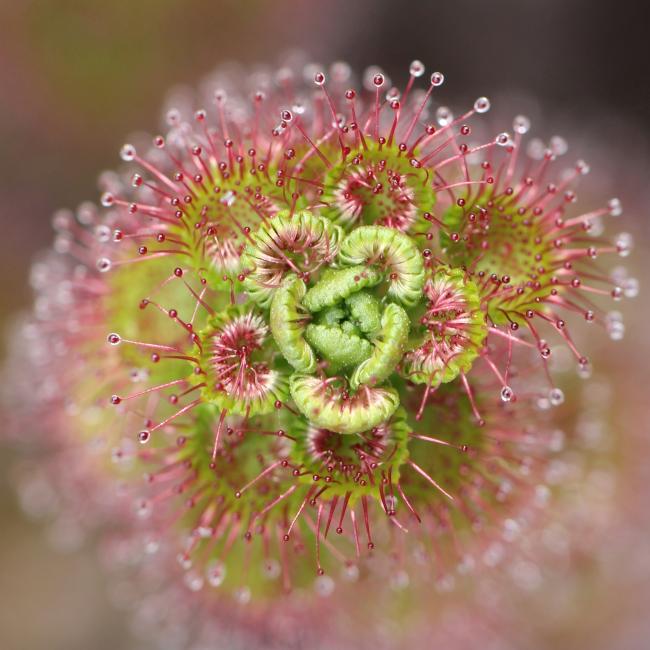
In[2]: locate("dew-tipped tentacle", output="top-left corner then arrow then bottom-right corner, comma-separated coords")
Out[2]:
287,408 -> 411,499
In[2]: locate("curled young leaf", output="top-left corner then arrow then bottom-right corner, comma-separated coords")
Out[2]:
345,290 -> 382,336
301,265 -> 383,313
338,226 -> 425,307
350,302 -> 410,389
289,373 -> 400,434
304,323 -> 373,373
270,276 -> 317,373
242,210 -> 343,308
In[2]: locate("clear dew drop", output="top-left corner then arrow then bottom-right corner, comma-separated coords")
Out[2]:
577,360 -> 592,379
206,561 -> 226,587
234,586 -> 251,605
534,484 -> 551,507
610,265 -> 627,284
96,257 -> 112,273
430,71 -> 445,87
119,144 -> 136,161
389,570 -> 410,590
587,215 -> 605,237
195,526 -> 214,539
526,137 -> 546,160
513,115 -> 531,134
495,132 -> 513,147
435,573 -> 455,591
54,234 -> 72,254
500,386 -> 514,402
129,367 -> 149,383
330,61 -> 351,83
511,559 -> 543,592
549,387 -> 565,406
177,553 -> 192,571
436,106 -> 453,126
608,197 -> 623,216
166,108 -> 181,126
144,538 -> 159,555
362,66 -> 389,91
576,159 -> 590,175
605,310 -> 624,325
184,571 -> 204,592
95,224 -> 112,243
457,554 -> 476,575
409,60 -> 425,77
615,232 -> 633,257
51,208 -> 73,231
341,563 -> 359,582
384,494 -> 398,513
482,542 -> 505,568
605,310 -> 625,340
220,190 -> 236,207
473,96 -> 491,113
622,276 -> 639,298
76,202 -> 96,225
262,559 -> 281,580
314,574 -> 335,597
549,135 -> 568,156
502,518 -> 521,542
549,428 -> 565,452
134,498 -> 152,519
386,87 -> 400,102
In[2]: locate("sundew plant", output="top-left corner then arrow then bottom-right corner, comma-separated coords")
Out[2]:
6,58 -> 636,643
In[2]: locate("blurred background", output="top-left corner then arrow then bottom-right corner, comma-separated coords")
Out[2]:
1,1 -> 648,648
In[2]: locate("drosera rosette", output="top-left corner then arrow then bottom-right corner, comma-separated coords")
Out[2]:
94,54 -> 554,592
1,55 -> 633,630
108,207 -> 562,597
